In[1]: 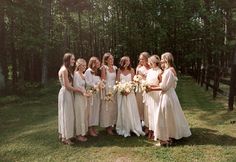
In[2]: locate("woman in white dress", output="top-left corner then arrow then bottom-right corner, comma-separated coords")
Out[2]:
58,53 -> 81,145
116,56 -> 145,137
100,53 -> 117,135
151,52 -> 191,146
74,58 -> 91,142
136,52 -> 150,134
84,57 -> 102,136
143,55 -> 162,140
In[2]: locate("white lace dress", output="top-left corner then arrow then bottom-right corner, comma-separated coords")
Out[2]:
116,73 -> 145,137
154,68 -> 191,141
73,72 -> 88,136
100,65 -> 117,127
84,68 -> 101,127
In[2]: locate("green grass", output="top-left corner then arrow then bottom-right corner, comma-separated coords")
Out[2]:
0,77 -> 236,162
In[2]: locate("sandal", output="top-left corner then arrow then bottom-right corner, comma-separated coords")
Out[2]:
155,141 -> 170,147
62,139 -> 74,145
76,136 -> 88,142
89,130 -> 98,137
106,127 -> 114,135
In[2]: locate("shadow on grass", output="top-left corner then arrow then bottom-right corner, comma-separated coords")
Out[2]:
16,126 -> 236,149
23,128 -> 153,148
175,127 -> 236,146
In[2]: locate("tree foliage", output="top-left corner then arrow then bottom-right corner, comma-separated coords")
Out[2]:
0,0 -> 235,93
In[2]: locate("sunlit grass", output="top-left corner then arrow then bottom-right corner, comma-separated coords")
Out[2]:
0,77 -> 236,162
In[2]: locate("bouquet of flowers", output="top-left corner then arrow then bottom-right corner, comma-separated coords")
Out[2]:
104,91 -> 114,101
140,80 -> 150,92
113,81 -> 135,96
133,74 -> 142,83
85,83 -> 99,94
133,75 -> 150,93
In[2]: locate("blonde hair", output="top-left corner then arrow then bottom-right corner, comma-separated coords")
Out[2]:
139,52 -> 150,61
149,55 -> 160,66
75,58 -> 86,71
161,52 -> 174,68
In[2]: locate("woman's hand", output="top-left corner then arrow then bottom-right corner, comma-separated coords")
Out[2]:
83,92 -> 92,97
145,85 -> 152,93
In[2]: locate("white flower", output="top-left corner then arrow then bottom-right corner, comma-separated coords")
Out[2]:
113,81 -> 135,95
133,75 -> 142,83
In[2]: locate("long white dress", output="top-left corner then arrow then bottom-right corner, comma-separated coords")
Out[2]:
84,68 -> 101,127
143,67 -> 162,131
154,68 -> 191,141
100,65 -> 117,127
58,69 -> 75,140
73,72 -> 88,136
116,73 -> 145,137
136,66 -> 149,125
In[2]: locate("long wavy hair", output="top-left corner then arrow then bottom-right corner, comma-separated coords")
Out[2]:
102,52 -> 112,66
63,53 -> 74,83
88,56 -> 101,76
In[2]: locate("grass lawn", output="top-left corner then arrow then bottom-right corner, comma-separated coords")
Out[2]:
0,77 -> 236,162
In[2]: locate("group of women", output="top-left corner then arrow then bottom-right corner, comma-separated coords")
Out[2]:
58,51 -> 191,146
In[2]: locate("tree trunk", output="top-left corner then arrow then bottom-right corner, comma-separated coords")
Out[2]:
0,2 -> 7,91
41,0 -> 52,85
9,11 -> 17,90
228,49 -> 236,111
77,11 -> 83,57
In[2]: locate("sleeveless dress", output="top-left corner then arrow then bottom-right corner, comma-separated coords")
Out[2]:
100,65 -> 117,127
84,68 -> 101,127
116,73 -> 145,137
73,71 -> 88,136
58,69 -> 75,140
154,68 -> 191,141
136,66 -> 149,125
143,67 -> 162,131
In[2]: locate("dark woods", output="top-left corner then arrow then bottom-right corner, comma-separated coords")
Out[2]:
0,0 -> 236,100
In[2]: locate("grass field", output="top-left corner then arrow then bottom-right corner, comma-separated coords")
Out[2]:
0,77 -> 236,162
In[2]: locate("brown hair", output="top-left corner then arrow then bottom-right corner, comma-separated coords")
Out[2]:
119,56 -> 131,71
88,56 -> 101,76
75,58 -> 86,71
63,53 -> 74,83
88,56 -> 98,71
102,52 -> 112,66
